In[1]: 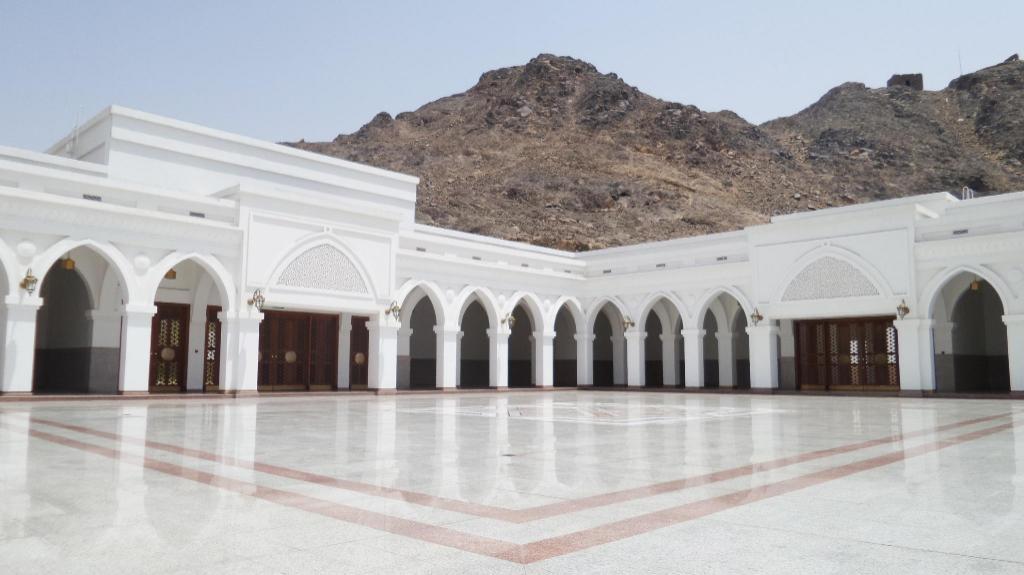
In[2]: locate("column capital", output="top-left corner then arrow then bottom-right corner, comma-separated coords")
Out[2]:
1002,314 -> 1024,326
486,328 -> 511,339
574,333 -> 596,343
746,324 -> 779,337
533,330 -> 556,341
680,328 -> 705,338
123,303 -> 158,316
3,295 -> 43,311
893,318 -> 935,330
433,325 -> 462,337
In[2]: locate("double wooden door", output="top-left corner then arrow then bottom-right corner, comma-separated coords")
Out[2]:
149,304 -> 222,393
795,316 -> 900,391
258,311 -> 339,391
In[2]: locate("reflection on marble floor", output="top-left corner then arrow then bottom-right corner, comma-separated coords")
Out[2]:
1,391 -> 1022,574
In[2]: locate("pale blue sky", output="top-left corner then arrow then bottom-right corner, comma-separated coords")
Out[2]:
2,1 -> 1021,151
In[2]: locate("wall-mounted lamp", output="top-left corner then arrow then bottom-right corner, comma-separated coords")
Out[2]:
384,300 -> 401,321
896,299 -> 910,320
247,288 -> 266,312
164,268 -> 177,280
970,278 -> 983,291
749,308 -> 764,326
622,316 -> 636,330
61,256 -> 76,271
501,313 -> 517,328
19,268 -> 38,295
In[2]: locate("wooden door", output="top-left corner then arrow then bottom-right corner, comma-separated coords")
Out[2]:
349,316 -> 369,389
150,303 -> 190,393
203,306 -> 222,392
258,311 -> 339,391
795,316 -> 899,391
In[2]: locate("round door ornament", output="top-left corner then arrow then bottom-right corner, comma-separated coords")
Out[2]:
160,347 -> 176,362
353,352 -> 367,366
284,350 -> 298,364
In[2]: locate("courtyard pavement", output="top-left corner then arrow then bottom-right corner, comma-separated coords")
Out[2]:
1,391 -> 1022,574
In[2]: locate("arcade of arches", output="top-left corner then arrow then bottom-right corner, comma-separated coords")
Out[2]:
2,268 -> 1022,396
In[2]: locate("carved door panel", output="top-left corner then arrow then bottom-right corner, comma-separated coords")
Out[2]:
258,311 -> 339,391
203,306 -> 222,392
150,303 -> 190,393
349,316 -> 369,389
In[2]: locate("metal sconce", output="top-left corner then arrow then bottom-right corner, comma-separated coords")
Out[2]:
622,316 -> 636,330
501,313 -> 516,328
896,299 -> 910,320
247,288 -> 266,312
749,308 -> 764,326
164,268 -> 177,280
19,268 -> 38,295
970,277 -> 983,291
61,256 -> 76,271
384,300 -> 401,321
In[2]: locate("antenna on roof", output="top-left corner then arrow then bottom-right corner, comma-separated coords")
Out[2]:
63,107 -> 82,157
961,185 -> 975,200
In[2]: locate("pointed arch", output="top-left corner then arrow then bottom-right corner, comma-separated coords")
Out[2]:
452,286 -> 500,328
33,239 -> 136,304
146,252 -> 236,312
585,296 -> 628,333
637,291 -> 686,330
505,291 -> 545,331
547,295 -> 585,333
395,279 -> 448,329
692,286 -> 753,328
922,265 -> 1016,319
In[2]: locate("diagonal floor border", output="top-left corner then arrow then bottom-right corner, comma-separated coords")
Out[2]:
30,411 -> 1012,524
7,418 -> 1014,565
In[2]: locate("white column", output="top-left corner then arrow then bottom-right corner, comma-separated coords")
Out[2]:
716,331 -> 735,388
575,333 -> 593,387
396,326 -> 413,389
534,330 -> 555,387
625,329 -> 645,387
894,318 -> 935,393
337,313 -> 351,389
487,327 -> 510,388
660,332 -> 679,387
119,304 -> 157,394
1,296 -> 42,394
611,334 -> 626,385
435,325 -> 459,389
1003,315 -> 1024,393
367,316 -> 399,391
746,323 -> 779,390
218,313 -> 262,393
455,331 -> 464,387
682,328 -> 705,388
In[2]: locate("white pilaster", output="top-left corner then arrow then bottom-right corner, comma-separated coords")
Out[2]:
746,323 -> 779,390
218,312 -> 262,392
435,325 -> 459,389
337,313 -> 351,389
1003,315 -> 1024,392
487,327 -> 510,388
1,296 -> 42,394
575,333 -> 593,387
367,316 -> 399,390
625,329 -> 645,387
716,331 -> 735,388
534,330 -> 555,387
660,332 -> 679,387
611,334 -> 626,385
455,331 -> 464,387
681,328 -> 705,388
894,318 -> 935,392
120,304 -> 157,394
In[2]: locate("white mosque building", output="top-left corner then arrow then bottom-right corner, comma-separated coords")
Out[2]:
0,106 -> 1021,397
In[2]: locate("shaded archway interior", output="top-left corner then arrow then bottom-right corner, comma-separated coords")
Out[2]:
553,305 -> 578,387
459,299 -> 489,388
508,304 -> 534,388
934,275 -> 1009,393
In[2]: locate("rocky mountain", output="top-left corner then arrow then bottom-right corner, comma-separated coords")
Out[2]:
290,54 -> 1024,250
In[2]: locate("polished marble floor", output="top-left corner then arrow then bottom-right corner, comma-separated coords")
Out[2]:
1,391 -> 1022,574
